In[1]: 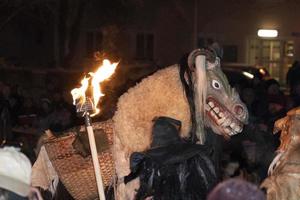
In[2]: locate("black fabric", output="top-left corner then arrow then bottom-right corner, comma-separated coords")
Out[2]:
124,116 -> 217,200
204,128 -> 224,178
151,116 -> 182,148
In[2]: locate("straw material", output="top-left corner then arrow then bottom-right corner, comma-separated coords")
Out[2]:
44,120 -> 114,200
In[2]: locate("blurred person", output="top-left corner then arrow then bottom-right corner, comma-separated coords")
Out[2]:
286,60 -> 300,95
264,79 -> 286,129
48,104 -> 72,133
46,91 -> 74,133
265,79 -> 286,113
266,79 -> 284,96
19,98 -> 36,116
249,74 -> 269,120
0,84 -> 13,143
240,87 -> 269,134
251,79 -> 286,153
17,97 -> 38,129
286,61 -> 300,110
35,95 -> 73,134
8,85 -> 24,126
241,87 -> 257,122
287,81 -> 300,109
51,92 -> 64,109
0,146 -> 43,200
207,178 -> 265,200
35,98 -> 53,132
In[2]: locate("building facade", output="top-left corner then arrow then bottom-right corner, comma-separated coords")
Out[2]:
198,0 -> 300,85
1,0 -> 300,86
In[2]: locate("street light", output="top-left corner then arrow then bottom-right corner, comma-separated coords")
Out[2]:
257,29 -> 278,38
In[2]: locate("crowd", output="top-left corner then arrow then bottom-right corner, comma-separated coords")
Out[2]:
220,60 -> 300,186
0,81 -> 77,162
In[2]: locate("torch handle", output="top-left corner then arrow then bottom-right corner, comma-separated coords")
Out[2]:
86,125 -> 106,200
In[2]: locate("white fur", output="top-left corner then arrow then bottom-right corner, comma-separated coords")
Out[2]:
194,55 -> 207,144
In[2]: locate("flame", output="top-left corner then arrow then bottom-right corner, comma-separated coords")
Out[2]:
71,59 -> 118,116
71,76 -> 90,106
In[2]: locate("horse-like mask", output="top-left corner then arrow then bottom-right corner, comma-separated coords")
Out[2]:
183,49 -> 248,143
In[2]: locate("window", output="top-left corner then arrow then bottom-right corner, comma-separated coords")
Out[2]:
136,33 -> 154,60
247,38 -> 294,85
86,31 -> 103,57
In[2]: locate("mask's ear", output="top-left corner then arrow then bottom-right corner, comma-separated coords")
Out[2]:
207,57 -> 220,70
273,116 -> 289,134
206,42 -> 222,70
209,42 -> 223,59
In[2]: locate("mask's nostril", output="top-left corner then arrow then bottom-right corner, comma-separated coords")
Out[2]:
234,105 -> 244,115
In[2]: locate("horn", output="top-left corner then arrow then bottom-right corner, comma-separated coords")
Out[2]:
187,48 -> 216,71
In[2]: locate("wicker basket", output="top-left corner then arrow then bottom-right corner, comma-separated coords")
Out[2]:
44,120 -> 114,200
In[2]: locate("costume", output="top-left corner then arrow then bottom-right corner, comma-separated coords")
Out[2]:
261,107 -> 300,200
32,47 -> 249,200
113,47 -> 248,199
124,116 -> 217,200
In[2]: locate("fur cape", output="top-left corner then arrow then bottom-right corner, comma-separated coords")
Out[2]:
114,65 -> 191,153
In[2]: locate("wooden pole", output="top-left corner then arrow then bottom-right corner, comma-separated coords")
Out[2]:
85,114 -> 106,200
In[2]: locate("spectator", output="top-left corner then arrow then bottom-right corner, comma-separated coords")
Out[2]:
0,146 -> 43,200
47,91 -> 73,133
35,98 -> 53,132
48,104 -> 72,132
0,83 -> 13,142
250,74 -> 269,120
9,85 -> 24,126
286,60 -> 300,95
207,178 -> 265,200
19,97 -> 36,116
287,81 -> 300,109
241,87 -> 257,123
264,79 -> 286,130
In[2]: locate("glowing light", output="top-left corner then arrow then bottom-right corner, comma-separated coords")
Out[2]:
259,68 -> 266,76
71,59 -> 118,116
242,71 -> 254,79
257,29 -> 278,38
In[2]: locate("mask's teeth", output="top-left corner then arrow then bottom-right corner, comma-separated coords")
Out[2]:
210,110 -> 218,120
222,118 -> 232,127
216,117 -> 226,125
229,130 -> 237,136
205,104 -> 211,111
230,122 -> 236,129
213,107 -> 220,113
208,101 -> 215,108
224,127 -> 231,134
219,112 -> 224,118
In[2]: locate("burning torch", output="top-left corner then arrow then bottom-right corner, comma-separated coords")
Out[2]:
71,59 -> 118,200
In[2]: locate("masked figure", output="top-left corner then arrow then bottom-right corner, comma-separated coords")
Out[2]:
261,107 -> 300,200
113,47 -> 248,199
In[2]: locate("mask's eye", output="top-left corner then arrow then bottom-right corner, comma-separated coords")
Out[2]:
212,80 -> 221,89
